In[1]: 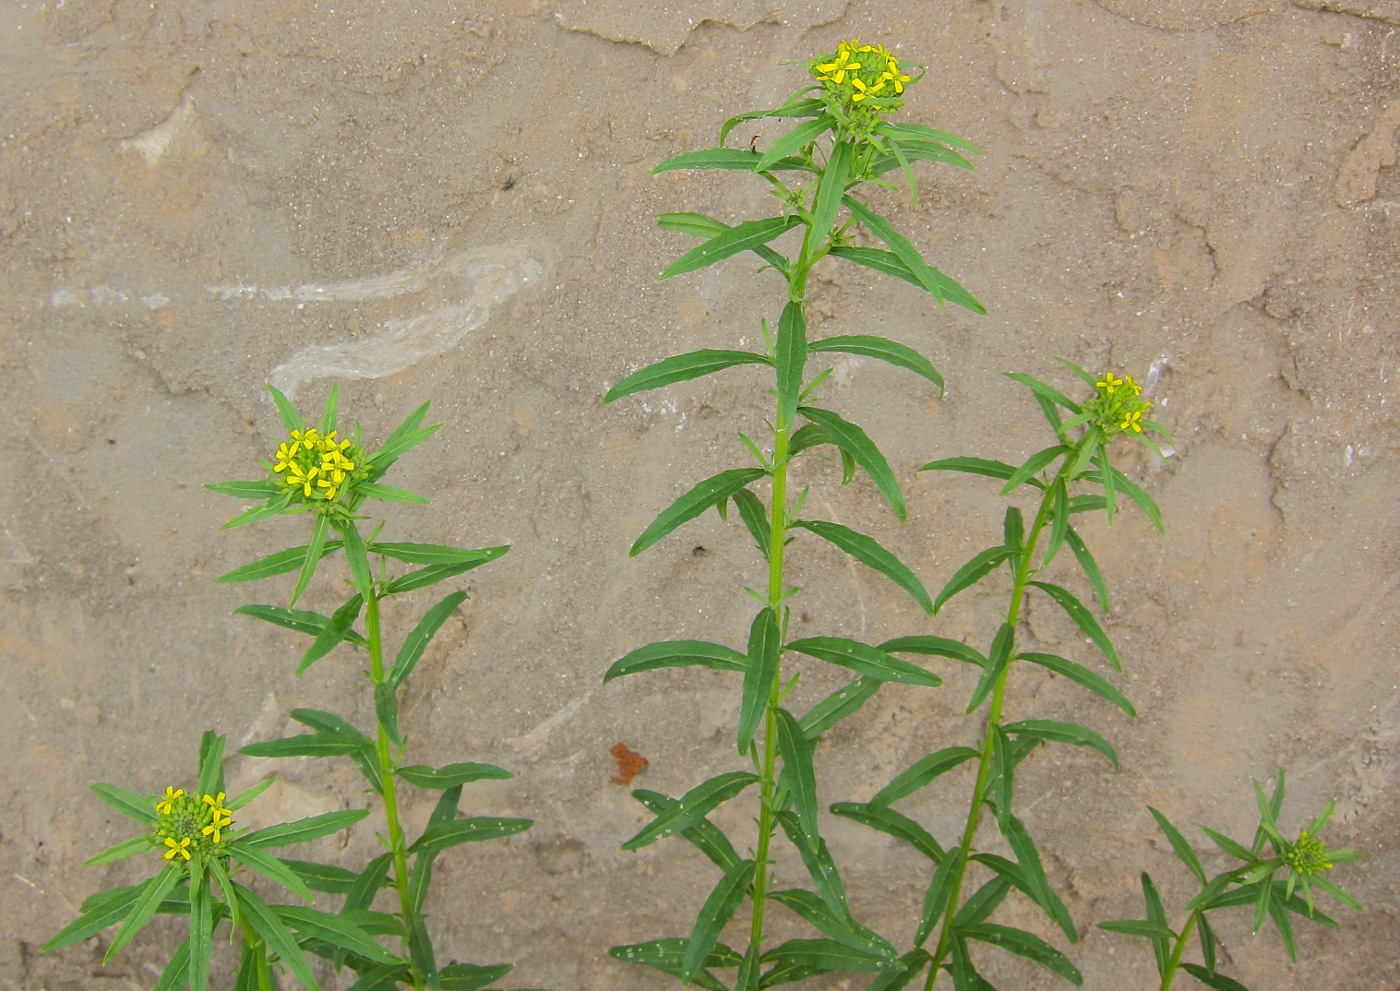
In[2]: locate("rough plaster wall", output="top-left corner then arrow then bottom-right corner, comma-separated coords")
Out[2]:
1,1 -> 1396,988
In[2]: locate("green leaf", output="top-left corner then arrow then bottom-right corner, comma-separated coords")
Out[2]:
809,334 -> 944,394
609,941 -> 736,991
274,905 -> 399,963
916,847 -> 963,946
776,301 -> 808,429
798,406 -> 904,520
406,911 -> 440,991
1005,814 -> 1077,944
842,196 -> 945,304
407,786 -> 466,916
827,246 -> 985,315
232,843 -> 314,902
1149,806 -> 1206,883
830,802 -> 944,863
754,116 -> 835,171
1198,910 -> 1220,974
762,937 -> 890,974
408,816 -> 533,856
373,681 -> 400,749
733,608 -> 780,753
396,762 -> 512,789
633,790 -> 741,872
1181,964 -> 1254,991
1063,526 -> 1109,612
1004,718 -> 1118,769
371,542 -> 506,566
621,772 -> 760,851
792,519 -> 932,614
335,518 -> 373,596
799,676 -> 881,740
604,639 -> 748,682
280,860 -> 358,894
380,556 -> 504,595
719,94 -> 826,143
918,456 -> 1017,482
206,478 -> 282,500
770,888 -> 898,961
240,733 -> 369,760
1107,464 -> 1163,532
1028,581 -> 1120,671
1097,920 -> 1177,939
954,878 -> 1014,929
732,487 -> 772,559
1005,372 -> 1081,415
775,708 -> 819,845
364,400 -> 437,474
1000,445 -> 1066,495
238,809 -> 370,849
290,512 -> 331,607
390,591 -> 468,689
965,623 -> 1014,714
865,950 -> 932,991
991,725 -> 1014,832
269,384 -> 304,432
631,468 -> 768,556
1018,652 -> 1135,717
43,878 -> 148,952
290,708 -> 372,745
877,121 -> 983,154
297,593 -> 364,674
1142,872 -> 1170,975
661,215 -> 803,279
958,924 -> 1082,985
654,148 -> 777,173
83,834 -> 154,866
91,783 -> 159,825
684,859 -> 756,982
217,540 -> 345,584
103,864 -> 183,962
437,964 -> 517,991
776,812 -> 850,922
606,349 -> 771,403
785,636 -> 941,687
879,635 -> 986,669
154,937 -> 191,991
870,747 -> 980,809
233,604 -> 368,647
357,481 -> 430,504
872,139 -> 975,175
811,138 -> 852,239
1044,480 -> 1070,570
934,546 -> 1011,615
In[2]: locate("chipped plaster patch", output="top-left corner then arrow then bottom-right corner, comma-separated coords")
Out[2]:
553,0 -> 847,56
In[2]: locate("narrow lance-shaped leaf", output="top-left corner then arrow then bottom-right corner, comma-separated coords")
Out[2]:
810,137 -> 852,239
798,406 -> 904,520
217,540 -> 344,584
776,301 -> 808,429
992,725 -> 1014,832
396,762 -> 512,789
103,865 -> 184,963
605,349 -> 771,404
959,924 -> 1083,985
830,802 -> 944,863
1004,719 -> 1119,769
799,676 -> 881,740
621,772 -> 759,851
1005,813 -> 1078,945
631,468 -> 768,557
1064,525 -> 1110,613
776,707 -> 819,846
869,746 -> 980,809
237,809 -> 370,849
965,623 -> 1014,714
761,937 -> 889,974
915,847 -> 963,946
232,843 -> 314,902
632,789 -> 741,872
791,519 -> 932,614
777,812 -> 851,923
842,196 -> 945,304
232,604 -> 368,647
661,215 -> 803,279
683,859 -> 756,983
289,511 -> 330,608
91,783 -> 159,825
408,816 -> 534,857
754,115 -> 835,171
604,639 -> 747,682
768,889 -> 898,961
1149,806 -> 1206,884
732,487 -> 771,560
809,334 -> 944,393
786,636 -> 941,688
1028,580 -> 1120,671
935,546 -> 1011,615
827,246 -> 985,315
738,608 -> 781,753
389,591 -> 468,689
1018,652 -> 1136,717
297,593 -> 364,675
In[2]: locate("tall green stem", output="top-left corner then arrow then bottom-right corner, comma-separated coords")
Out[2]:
365,590 -> 423,991
924,443 -> 1088,989
1158,912 -> 1198,991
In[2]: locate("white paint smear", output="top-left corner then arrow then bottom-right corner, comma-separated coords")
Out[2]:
257,242 -> 551,399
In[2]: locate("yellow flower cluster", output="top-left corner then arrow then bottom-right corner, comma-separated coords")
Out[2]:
812,39 -> 912,109
1285,828 -> 1334,877
272,427 -> 360,503
1091,371 -> 1152,436
154,786 -> 233,863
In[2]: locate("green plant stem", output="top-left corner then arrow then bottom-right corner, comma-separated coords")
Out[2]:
238,917 -> 274,991
365,588 -> 424,991
1158,911 -> 1199,991
924,444 -> 1087,989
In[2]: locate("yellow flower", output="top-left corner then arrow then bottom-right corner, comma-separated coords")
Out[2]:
156,786 -> 184,816
816,47 -> 856,84
882,63 -> 911,94
163,836 -> 192,861
1119,409 -> 1144,433
1096,372 -> 1124,395
1123,374 -> 1143,395
285,462 -> 320,497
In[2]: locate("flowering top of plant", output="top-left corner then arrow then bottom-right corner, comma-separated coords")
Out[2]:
1089,370 -> 1154,438
272,426 -> 365,504
154,786 -> 233,865
811,39 -> 914,118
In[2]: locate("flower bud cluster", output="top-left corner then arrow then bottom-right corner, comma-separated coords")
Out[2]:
810,39 -> 913,126
153,787 -> 233,865
1088,372 -> 1153,438
272,427 -> 366,505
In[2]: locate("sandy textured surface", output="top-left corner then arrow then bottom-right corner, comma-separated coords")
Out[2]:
2,1 -> 1397,988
